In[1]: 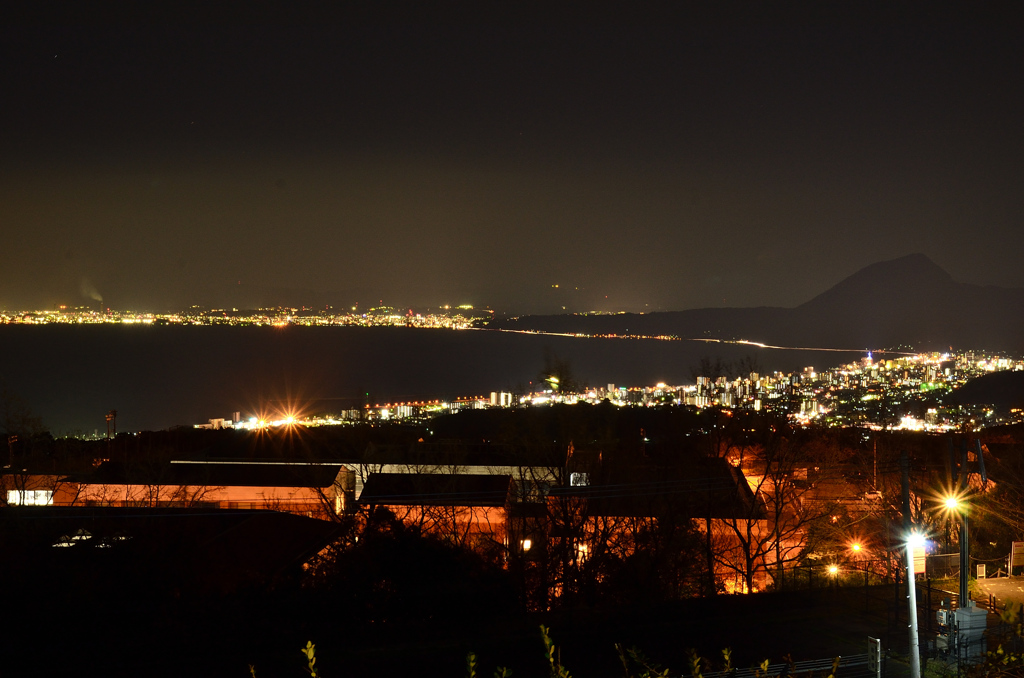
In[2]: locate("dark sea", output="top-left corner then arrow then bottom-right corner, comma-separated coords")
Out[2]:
0,325 -> 866,434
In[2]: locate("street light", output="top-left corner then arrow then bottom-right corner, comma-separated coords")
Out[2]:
848,541 -> 872,587
942,492 -> 970,606
827,563 -> 840,589
938,488 -> 991,660
906,531 -> 925,678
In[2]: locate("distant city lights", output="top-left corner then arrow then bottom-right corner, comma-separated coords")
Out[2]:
194,349 -> 1024,434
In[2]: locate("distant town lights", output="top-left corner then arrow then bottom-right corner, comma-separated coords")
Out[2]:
180,347 -> 1022,433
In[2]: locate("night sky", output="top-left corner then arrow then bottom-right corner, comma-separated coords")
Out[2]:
3,6 -> 1022,315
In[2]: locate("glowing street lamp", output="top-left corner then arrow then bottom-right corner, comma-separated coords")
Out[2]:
906,531 -> 925,678
848,541 -> 872,587
942,492 -> 970,606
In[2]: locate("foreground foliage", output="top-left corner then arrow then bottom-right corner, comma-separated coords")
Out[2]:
257,627 -> 848,678
965,602 -> 1024,678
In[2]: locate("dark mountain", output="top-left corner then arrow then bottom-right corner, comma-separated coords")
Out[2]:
948,370 -> 1024,412
797,253 -> 955,312
492,254 -> 1024,352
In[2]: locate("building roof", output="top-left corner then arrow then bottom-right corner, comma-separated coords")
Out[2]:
365,442 -> 564,468
76,460 -> 344,489
359,473 -> 513,507
573,457 -> 764,520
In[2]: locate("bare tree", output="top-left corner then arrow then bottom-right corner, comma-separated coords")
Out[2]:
711,425 -> 835,592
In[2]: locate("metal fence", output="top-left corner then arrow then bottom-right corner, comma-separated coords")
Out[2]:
701,654 -> 871,678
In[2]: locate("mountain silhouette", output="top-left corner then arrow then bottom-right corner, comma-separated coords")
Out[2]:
798,253 -> 956,313
493,254 -> 1024,352
947,370 -> 1024,412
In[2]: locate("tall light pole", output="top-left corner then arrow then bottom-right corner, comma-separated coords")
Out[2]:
945,495 -> 969,606
944,491 -> 990,660
906,531 -> 924,678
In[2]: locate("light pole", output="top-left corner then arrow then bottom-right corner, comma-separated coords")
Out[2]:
906,531 -> 924,678
944,492 -> 989,660
850,541 -> 870,588
944,494 -> 969,606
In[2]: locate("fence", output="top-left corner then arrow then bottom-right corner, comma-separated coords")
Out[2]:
701,654 -> 871,678
699,557 -> 1021,678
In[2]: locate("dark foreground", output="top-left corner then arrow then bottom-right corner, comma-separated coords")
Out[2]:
6,578 -> 954,678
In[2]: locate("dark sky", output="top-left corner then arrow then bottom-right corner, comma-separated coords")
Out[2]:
2,6 -> 1022,314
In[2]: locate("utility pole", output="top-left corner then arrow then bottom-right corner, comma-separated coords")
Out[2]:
959,439 -> 969,606
873,436 -> 877,490
943,437 -> 990,660
900,449 -> 911,533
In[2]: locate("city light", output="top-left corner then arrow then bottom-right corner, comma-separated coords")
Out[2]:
187,348 -> 1024,431
1,305 -> 491,330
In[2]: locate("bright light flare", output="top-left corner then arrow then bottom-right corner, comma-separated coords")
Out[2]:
907,531 -> 926,549
828,565 -> 839,576
935,487 -> 970,515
